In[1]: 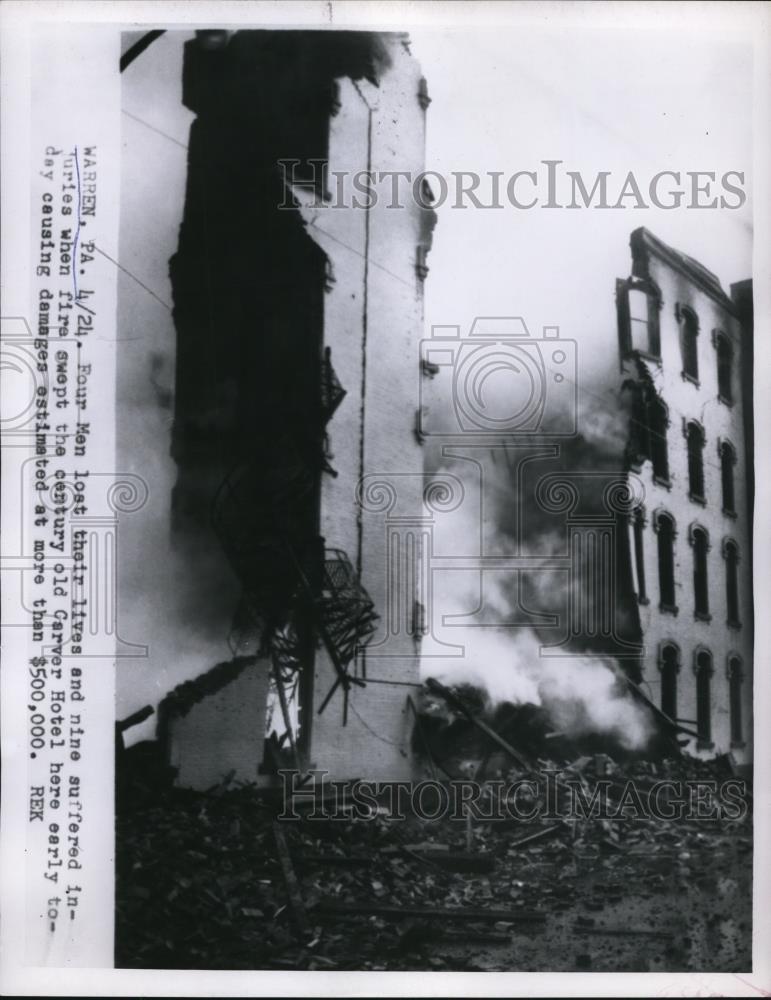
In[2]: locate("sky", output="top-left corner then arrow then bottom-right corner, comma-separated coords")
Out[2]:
411,25 -> 752,394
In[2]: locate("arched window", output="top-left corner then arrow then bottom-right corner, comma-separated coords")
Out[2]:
632,507 -> 647,603
689,524 -> 710,619
694,649 -> 713,744
720,440 -> 737,515
715,332 -> 734,404
649,397 -> 669,483
617,277 -> 661,359
679,306 -> 699,382
723,538 -> 741,627
728,655 -> 743,744
660,642 -> 680,720
654,511 -> 677,612
622,374 -> 669,482
686,421 -> 706,502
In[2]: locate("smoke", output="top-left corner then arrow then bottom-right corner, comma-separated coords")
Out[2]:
420,390 -> 652,751
117,40 -> 244,742
426,627 -> 651,750
116,288 -> 239,740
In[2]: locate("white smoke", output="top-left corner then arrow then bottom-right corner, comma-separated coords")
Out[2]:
421,457 -> 652,751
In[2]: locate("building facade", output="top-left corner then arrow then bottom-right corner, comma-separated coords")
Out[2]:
617,228 -> 753,767
161,30 -> 434,788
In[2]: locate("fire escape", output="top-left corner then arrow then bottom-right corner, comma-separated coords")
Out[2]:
211,347 -> 378,768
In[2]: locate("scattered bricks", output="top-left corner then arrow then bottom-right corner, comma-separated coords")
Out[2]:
116,720 -> 753,971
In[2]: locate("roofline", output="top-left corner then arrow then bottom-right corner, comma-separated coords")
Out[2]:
630,227 -> 739,317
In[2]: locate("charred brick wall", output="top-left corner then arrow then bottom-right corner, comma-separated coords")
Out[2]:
617,228 -> 753,767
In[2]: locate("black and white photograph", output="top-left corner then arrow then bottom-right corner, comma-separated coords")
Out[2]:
1,1 -> 770,995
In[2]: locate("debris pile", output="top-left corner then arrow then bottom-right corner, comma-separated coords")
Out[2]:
117,693 -> 752,972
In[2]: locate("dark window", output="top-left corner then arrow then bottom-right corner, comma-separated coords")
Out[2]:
633,509 -> 647,602
660,643 -> 679,720
724,539 -> 741,626
623,377 -> 669,481
716,334 -> 734,403
648,397 -> 669,482
656,512 -> 676,610
695,650 -> 713,743
686,421 -> 706,501
691,526 -> 710,618
728,656 -> 743,744
680,307 -> 699,381
720,441 -> 737,514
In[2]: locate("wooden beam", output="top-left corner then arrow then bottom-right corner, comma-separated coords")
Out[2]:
424,678 -> 533,770
315,900 -> 546,923
624,676 -> 700,739
116,704 -> 154,733
272,822 -> 310,938
509,823 -> 565,850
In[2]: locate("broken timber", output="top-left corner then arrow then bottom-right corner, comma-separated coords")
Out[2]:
509,823 -> 565,850
115,704 -> 154,753
625,676 -> 700,739
272,821 -> 310,937
408,850 -> 496,874
425,678 -> 533,770
574,923 -> 672,939
315,901 -> 546,923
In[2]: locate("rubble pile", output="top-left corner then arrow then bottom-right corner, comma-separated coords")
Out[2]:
116,747 -> 751,971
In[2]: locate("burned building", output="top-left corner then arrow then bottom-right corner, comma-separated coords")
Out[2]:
158,31 -> 435,788
617,228 -> 753,769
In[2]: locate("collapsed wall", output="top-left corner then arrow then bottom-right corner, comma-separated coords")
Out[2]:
163,30 -> 434,787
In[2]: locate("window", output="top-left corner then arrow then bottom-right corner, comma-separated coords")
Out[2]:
649,397 -> 669,483
623,376 -> 669,482
685,421 -> 706,502
690,525 -> 710,619
632,508 -> 647,603
617,278 -> 661,359
723,538 -> 741,627
654,511 -> 677,612
679,306 -> 699,382
720,440 -> 737,515
715,332 -> 734,404
628,289 -> 652,350
728,655 -> 743,745
695,649 -> 713,745
660,642 -> 680,720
